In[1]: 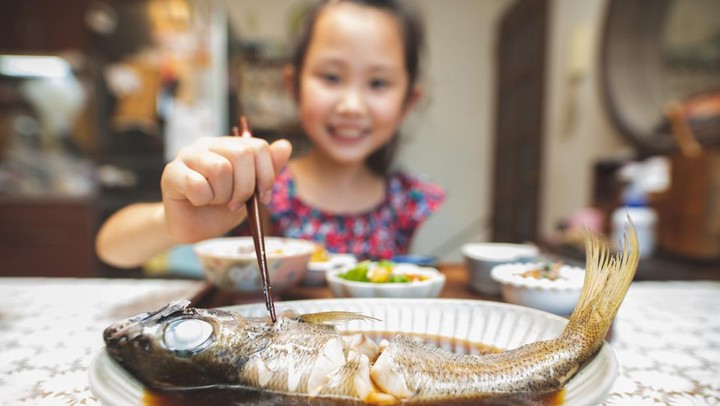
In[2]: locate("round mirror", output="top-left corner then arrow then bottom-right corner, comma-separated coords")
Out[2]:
600,0 -> 720,154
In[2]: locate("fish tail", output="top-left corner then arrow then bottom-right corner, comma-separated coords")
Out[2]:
563,218 -> 639,352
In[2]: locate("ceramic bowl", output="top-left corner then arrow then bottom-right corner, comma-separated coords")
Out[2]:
461,243 -> 539,295
491,262 -> 586,315
194,237 -> 316,293
326,263 -> 446,298
302,253 -> 358,286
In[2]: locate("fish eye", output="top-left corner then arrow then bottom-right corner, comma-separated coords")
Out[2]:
164,318 -> 214,354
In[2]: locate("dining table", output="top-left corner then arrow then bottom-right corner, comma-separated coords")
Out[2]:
1,263 -> 718,405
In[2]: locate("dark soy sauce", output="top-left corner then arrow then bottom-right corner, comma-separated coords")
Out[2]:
144,331 -> 564,406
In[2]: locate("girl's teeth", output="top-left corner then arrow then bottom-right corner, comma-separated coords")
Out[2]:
335,129 -> 363,138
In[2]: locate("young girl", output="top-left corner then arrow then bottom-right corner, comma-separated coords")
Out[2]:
96,0 -> 445,268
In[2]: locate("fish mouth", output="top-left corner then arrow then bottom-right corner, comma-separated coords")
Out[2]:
104,300 -> 191,353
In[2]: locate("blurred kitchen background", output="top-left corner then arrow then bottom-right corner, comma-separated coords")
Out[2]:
1,0 -> 718,277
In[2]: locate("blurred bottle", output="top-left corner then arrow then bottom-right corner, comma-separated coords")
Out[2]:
611,185 -> 657,259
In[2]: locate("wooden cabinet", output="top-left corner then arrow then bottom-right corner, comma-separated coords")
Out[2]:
0,0 -> 92,53
0,198 -> 96,277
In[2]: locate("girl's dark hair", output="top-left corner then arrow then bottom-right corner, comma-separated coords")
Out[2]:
289,0 -> 426,176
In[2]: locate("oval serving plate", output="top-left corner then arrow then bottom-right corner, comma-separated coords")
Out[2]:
89,298 -> 618,406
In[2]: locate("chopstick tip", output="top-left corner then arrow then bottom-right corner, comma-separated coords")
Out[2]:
240,116 -> 250,134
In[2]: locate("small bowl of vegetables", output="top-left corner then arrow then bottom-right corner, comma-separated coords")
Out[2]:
490,262 -> 585,315
326,261 -> 446,298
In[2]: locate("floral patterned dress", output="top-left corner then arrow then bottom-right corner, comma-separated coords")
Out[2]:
233,167 -> 445,260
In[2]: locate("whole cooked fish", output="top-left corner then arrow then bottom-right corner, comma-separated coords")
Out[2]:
103,223 -> 639,403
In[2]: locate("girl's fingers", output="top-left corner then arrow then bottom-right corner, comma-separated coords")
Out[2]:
161,160 -> 215,206
252,140 -> 278,204
162,136 -> 290,208
205,137 -> 272,209
264,139 -> 293,203
270,139 -> 293,173
180,147 -> 235,205
224,143 -> 256,210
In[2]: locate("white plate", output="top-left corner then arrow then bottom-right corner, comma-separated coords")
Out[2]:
89,298 -> 618,406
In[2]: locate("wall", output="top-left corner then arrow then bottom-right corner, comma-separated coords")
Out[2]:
220,0 -> 631,261
400,0 -> 512,259
540,0 -> 630,240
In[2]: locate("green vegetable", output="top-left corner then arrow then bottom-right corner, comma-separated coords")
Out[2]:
389,274 -> 409,283
377,260 -> 394,269
337,260 -> 415,283
338,261 -> 370,282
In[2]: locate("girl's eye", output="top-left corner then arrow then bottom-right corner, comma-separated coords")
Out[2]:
369,78 -> 389,90
321,72 -> 341,84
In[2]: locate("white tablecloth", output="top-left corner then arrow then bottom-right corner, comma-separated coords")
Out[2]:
0,278 -> 718,405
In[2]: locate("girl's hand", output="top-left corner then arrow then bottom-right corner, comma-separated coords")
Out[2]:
160,136 -> 292,243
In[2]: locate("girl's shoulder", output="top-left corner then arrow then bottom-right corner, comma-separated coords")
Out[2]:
386,171 -> 445,223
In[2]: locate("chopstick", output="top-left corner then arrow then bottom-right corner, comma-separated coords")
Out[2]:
232,117 -> 277,323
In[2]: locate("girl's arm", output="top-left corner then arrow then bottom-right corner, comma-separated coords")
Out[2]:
95,202 -> 176,268
95,137 -> 292,269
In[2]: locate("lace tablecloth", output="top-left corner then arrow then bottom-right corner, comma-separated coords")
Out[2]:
0,278 -> 718,405
603,281 -> 720,405
0,278 -> 202,405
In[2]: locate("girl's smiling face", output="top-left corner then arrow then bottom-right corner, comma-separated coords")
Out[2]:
294,2 -> 420,166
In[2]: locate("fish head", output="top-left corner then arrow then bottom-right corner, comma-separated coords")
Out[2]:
103,299 -> 252,388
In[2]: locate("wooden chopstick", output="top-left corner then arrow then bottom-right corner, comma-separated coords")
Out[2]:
233,117 -> 277,322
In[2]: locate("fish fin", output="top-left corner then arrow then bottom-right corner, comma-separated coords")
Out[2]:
565,218 -> 639,349
299,311 -> 381,325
